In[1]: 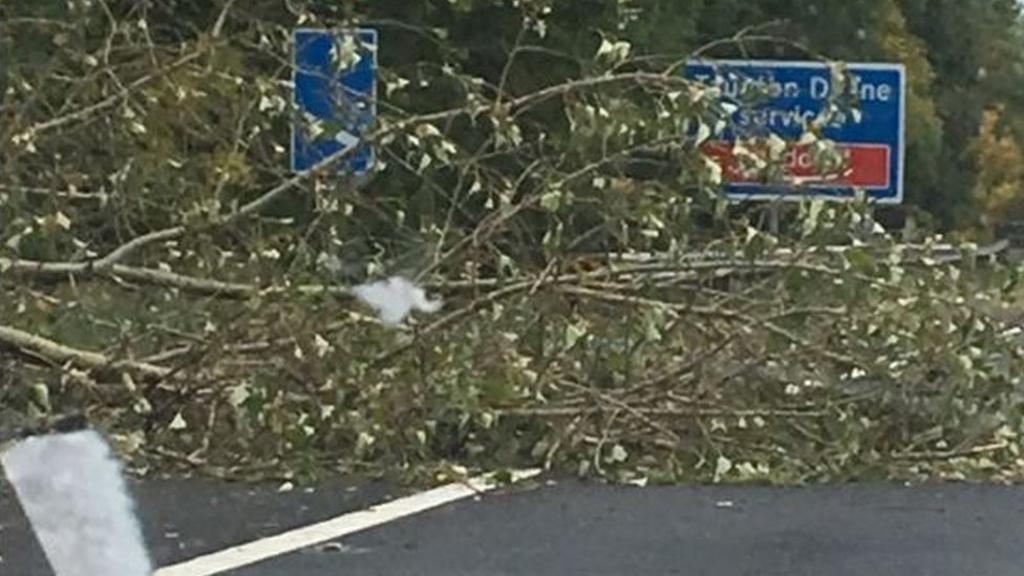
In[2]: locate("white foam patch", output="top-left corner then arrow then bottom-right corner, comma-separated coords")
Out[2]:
353,275 -> 442,325
2,430 -> 153,576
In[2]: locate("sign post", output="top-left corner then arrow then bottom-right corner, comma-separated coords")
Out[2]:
684,59 -> 905,204
292,28 -> 377,175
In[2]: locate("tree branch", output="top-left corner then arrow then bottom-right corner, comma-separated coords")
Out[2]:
1,257 -> 354,299
21,49 -> 208,138
0,325 -> 171,379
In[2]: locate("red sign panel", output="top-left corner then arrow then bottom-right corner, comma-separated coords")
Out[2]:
702,141 -> 890,189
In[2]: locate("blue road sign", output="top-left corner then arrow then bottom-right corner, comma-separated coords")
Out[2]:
292,28 -> 377,174
683,59 -> 905,203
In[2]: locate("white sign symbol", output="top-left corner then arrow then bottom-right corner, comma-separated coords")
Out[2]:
335,130 -> 359,148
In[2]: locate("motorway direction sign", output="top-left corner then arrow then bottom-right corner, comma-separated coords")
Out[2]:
292,28 -> 377,174
683,59 -> 905,203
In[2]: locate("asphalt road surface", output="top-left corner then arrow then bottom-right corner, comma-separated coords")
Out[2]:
3,475 -> 1024,575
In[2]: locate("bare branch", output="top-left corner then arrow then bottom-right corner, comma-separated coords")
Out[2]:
0,325 -> 171,379
212,0 -> 237,38
1,257 -> 353,299
22,49 -> 208,138
92,227 -> 187,270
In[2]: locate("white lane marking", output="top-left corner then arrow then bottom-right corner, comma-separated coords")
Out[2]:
152,468 -> 541,576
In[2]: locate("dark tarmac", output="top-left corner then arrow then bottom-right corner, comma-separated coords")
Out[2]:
3,476 -> 1023,575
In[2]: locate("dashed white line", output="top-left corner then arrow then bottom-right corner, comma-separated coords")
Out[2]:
152,468 -> 541,576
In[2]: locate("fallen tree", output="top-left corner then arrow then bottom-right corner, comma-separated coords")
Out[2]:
2,1 -> 1024,485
